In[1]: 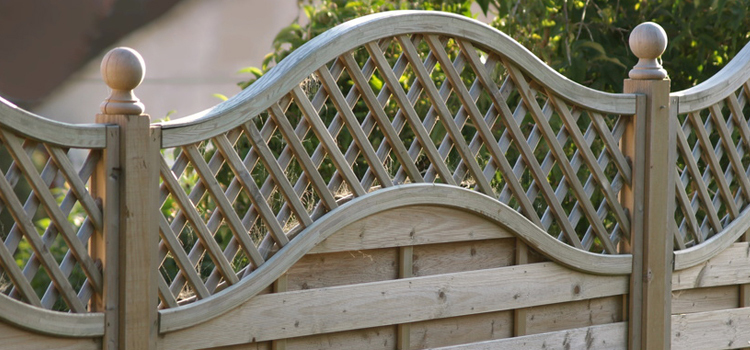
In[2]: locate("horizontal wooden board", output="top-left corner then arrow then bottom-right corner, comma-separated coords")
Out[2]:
409,311 -> 513,349
286,325 -> 395,350
286,248 -> 398,291
431,322 -> 627,350
672,307 -> 750,349
412,239 -> 515,277
0,321 -> 100,350
309,206 -> 512,254
673,243 -> 750,291
204,341 -> 270,350
524,295 -> 624,335
159,262 -> 628,349
672,286 -> 739,315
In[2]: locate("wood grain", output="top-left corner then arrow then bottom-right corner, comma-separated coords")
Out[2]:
159,262 -> 628,349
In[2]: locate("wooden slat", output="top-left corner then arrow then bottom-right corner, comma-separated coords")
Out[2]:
524,295 -> 624,335
688,111 -> 740,218
674,168 -> 702,245
267,103 -> 338,211
280,39 -> 394,224
286,248 -> 398,291
159,157 -> 239,286
411,311 -> 513,349
0,143 -> 87,312
672,307 -> 750,350
316,67 -> 393,188
364,40 -> 456,185
505,65 -> 615,253
40,218 -> 97,307
431,322 -> 627,350
309,205 -> 512,254
158,215 -> 211,300
548,95 -> 631,236
673,242 -> 750,290
397,246 -> 413,350
412,240 -> 515,277
1,130 -> 103,303
457,40 -> 542,226
242,122 -> 314,227
183,144 -> 266,267
159,262 -> 629,349
291,86 -> 367,197
213,133 -> 289,247
285,326 -> 393,350
0,321 -> 101,350
589,112 -> 633,184
339,53 -> 424,184
675,123 -> 723,233
45,147 -> 103,231
401,35 -> 493,194
708,104 -> 750,201
671,285 -> 739,315
483,60 -> 582,248
9,153 -> 93,300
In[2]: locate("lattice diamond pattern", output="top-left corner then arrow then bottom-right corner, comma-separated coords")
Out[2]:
674,81 -> 750,248
0,129 -> 103,312
157,34 -> 633,307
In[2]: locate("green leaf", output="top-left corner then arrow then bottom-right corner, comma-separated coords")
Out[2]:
212,93 -> 229,102
237,66 -> 264,78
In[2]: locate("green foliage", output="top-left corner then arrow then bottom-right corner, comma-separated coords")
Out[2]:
240,0 -> 750,92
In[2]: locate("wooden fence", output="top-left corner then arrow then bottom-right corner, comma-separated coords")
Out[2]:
0,10 -> 749,349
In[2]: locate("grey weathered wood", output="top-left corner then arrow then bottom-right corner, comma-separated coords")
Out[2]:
159,184 -> 631,334
159,262 -> 628,349
158,11 -> 635,148
97,47 -> 160,350
624,22 -> 674,350
431,322 -> 627,350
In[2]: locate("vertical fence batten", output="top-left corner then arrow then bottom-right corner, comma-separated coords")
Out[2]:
95,47 -> 160,350
624,22 -> 675,350
3,10 -> 750,350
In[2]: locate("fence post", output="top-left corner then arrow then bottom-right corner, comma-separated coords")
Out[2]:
93,47 -> 160,350
623,23 -> 676,350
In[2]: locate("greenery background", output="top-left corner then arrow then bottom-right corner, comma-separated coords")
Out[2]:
240,0 -> 750,92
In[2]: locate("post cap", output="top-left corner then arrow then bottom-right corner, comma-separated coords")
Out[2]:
628,22 -> 668,80
100,47 -> 146,115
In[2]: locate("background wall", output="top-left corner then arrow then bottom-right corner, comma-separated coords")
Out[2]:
31,0 -> 299,124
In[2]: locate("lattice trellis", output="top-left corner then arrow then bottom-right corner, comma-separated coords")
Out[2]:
674,81 -> 750,248
156,34 -> 633,307
0,128 -> 103,312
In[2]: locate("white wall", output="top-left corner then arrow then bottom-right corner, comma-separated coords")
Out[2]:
34,0 -> 299,123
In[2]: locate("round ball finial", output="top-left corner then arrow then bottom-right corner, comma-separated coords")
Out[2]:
100,47 -> 146,115
628,22 -> 668,80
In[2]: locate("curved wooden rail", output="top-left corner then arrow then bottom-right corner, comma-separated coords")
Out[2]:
0,293 -> 104,337
158,183 -> 631,333
670,39 -> 750,255
0,96 -> 107,148
672,41 -> 750,113
674,206 -> 750,270
157,10 -> 636,148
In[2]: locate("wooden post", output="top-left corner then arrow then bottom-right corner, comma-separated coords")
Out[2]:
624,23 -> 675,350
94,47 -> 160,350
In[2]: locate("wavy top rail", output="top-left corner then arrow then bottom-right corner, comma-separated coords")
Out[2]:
157,10 -> 636,148
0,96 -> 107,148
670,38 -> 750,265
153,9 -> 636,316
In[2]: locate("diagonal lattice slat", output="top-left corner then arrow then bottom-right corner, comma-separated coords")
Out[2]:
157,33 -> 632,307
0,128 -> 104,312
674,80 -> 750,247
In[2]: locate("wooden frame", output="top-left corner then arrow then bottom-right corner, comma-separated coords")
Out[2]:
0,10 -> 749,350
